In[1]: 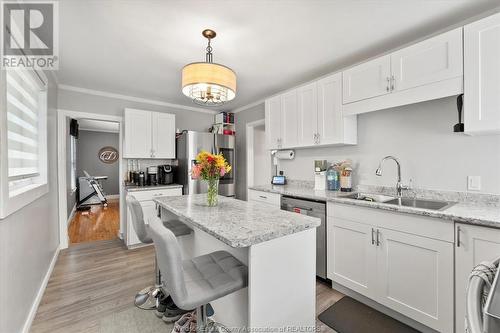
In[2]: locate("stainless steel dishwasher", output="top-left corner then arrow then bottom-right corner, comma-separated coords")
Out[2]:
281,195 -> 327,279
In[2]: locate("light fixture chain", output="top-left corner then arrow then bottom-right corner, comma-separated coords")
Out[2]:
206,38 -> 213,63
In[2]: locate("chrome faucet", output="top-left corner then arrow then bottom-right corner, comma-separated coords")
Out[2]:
375,156 -> 409,197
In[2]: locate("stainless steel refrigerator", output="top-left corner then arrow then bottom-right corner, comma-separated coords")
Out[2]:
176,131 -> 235,197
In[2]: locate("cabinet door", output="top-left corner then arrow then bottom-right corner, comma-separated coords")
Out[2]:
391,28 -> 463,93
124,109 -> 152,158
464,13 -> 500,134
328,217 -> 377,299
455,223 -> 500,333
342,56 -> 391,104
280,89 -> 299,148
265,96 -> 281,149
297,82 -> 318,146
152,112 -> 175,158
317,73 -> 343,144
376,228 -> 454,333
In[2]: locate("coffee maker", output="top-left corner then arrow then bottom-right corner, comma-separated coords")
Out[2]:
146,166 -> 158,186
158,165 -> 173,185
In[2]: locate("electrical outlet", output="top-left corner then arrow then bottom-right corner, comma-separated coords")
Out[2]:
467,176 -> 481,191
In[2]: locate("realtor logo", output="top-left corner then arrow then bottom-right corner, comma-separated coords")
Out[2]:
1,1 -> 58,69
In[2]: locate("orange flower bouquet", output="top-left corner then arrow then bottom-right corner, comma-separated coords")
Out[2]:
191,150 -> 232,206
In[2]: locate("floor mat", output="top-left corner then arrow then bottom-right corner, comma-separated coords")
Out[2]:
99,307 -> 173,333
318,297 -> 421,333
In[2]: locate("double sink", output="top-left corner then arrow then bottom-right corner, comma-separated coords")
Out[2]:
343,192 -> 456,211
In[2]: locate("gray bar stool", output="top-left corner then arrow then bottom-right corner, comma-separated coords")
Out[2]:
126,195 -> 192,310
149,216 -> 248,331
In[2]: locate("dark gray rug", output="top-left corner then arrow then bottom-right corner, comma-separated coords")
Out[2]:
318,297 -> 421,333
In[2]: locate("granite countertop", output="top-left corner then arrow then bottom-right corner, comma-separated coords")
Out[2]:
249,183 -> 500,229
153,194 -> 321,248
125,183 -> 183,192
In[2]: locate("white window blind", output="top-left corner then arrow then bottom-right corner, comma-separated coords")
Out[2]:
6,69 -> 46,185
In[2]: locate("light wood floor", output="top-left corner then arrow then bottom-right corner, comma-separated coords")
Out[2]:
68,201 -> 120,244
31,239 -> 343,333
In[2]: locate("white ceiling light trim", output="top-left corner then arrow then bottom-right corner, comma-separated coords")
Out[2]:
58,84 -> 218,114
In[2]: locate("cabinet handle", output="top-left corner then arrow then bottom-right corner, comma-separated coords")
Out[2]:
376,229 -> 380,246
371,228 -> 375,245
386,77 -> 390,92
317,133 -> 320,144
258,195 -> 267,199
456,226 -> 461,248
391,75 -> 395,91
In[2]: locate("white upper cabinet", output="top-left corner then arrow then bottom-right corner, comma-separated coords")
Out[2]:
280,90 -> 299,148
464,12 -> 500,135
124,108 -> 176,159
124,108 -> 153,158
265,73 -> 357,150
342,55 -> 391,104
152,112 -> 175,158
342,28 -> 463,115
265,95 -> 282,149
317,73 -> 357,145
297,82 -> 318,146
391,28 -> 463,92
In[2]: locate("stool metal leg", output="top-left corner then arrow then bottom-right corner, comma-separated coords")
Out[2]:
196,305 -> 208,332
134,256 -> 162,310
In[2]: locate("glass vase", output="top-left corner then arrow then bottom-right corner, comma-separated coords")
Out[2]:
206,178 -> 219,207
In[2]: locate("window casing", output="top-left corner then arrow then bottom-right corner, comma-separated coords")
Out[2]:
70,135 -> 77,191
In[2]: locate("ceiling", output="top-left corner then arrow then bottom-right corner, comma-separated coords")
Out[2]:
78,119 -> 120,133
58,0 -> 500,112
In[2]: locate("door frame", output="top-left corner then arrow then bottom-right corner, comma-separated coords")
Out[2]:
246,119 -> 266,199
57,109 -> 124,249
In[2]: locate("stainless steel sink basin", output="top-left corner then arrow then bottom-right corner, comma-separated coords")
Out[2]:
343,193 -> 395,203
384,197 -> 455,211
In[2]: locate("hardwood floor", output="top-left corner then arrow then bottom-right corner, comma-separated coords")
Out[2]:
31,239 -> 343,333
68,201 -> 120,244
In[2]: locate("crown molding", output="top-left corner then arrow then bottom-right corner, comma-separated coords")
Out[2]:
231,98 -> 266,113
58,84 -> 218,115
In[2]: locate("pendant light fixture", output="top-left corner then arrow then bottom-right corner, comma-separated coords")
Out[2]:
182,29 -> 236,106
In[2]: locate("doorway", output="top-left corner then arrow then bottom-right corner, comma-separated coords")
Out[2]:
246,119 -> 270,198
57,110 -> 124,249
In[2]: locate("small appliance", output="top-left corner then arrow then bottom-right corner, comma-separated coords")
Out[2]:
147,166 -> 158,186
314,160 -> 327,190
158,165 -> 174,185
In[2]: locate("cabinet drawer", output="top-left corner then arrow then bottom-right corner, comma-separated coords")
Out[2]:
128,187 -> 182,201
248,189 -> 281,207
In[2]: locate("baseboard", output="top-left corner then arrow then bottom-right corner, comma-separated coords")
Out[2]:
22,246 -> 60,333
106,194 -> 120,201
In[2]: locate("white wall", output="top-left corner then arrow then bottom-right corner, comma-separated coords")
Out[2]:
0,75 -> 60,333
253,125 -> 270,186
277,96 -> 500,194
235,104 -> 266,200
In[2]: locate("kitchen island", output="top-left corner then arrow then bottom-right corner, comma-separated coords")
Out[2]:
154,194 -> 321,330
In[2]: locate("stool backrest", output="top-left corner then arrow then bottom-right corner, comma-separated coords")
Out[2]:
148,217 -> 188,305
126,195 -> 152,244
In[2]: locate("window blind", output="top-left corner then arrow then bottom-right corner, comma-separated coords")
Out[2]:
6,69 -> 43,180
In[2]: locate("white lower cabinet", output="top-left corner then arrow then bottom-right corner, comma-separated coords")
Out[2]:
377,227 -> 453,332
327,203 -> 454,333
247,189 -> 281,208
126,187 -> 182,248
455,223 -> 500,333
329,217 -> 377,299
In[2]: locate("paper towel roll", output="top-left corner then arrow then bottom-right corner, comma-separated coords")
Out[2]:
275,150 -> 295,160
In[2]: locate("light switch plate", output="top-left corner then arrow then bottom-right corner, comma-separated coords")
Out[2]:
467,176 -> 481,191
